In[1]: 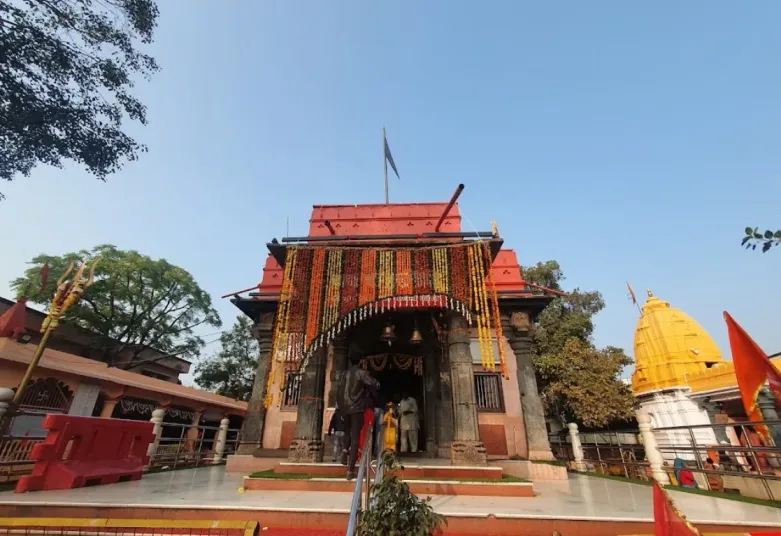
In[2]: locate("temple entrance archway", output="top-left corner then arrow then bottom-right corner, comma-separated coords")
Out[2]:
342,310 -> 443,457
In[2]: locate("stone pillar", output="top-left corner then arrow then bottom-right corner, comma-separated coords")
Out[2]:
289,346 -> 327,462
100,397 -> 120,419
212,417 -> 231,464
146,407 -> 166,463
567,423 -> 586,471
424,350 -> 439,456
447,313 -> 487,466
757,388 -> 781,447
237,312 -> 275,455
699,397 -> 730,444
328,336 -> 347,408
637,412 -> 670,485
436,343 -> 455,459
502,312 -> 554,461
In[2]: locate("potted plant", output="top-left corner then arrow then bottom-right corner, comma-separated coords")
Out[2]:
357,451 -> 447,536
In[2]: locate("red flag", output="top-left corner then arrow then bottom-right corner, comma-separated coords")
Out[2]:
653,481 -> 699,536
724,312 -> 781,438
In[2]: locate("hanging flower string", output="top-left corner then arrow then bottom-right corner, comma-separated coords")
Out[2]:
264,242 -> 505,407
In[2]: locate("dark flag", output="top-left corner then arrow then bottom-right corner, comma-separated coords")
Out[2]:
384,136 -> 400,179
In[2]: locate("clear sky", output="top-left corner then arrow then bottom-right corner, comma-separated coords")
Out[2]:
2,1 -> 780,383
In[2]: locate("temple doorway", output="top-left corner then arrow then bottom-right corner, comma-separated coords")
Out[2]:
368,359 -> 425,456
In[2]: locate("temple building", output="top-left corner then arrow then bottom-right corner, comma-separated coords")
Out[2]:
230,191 -> 557,465
632,290 -> 781,458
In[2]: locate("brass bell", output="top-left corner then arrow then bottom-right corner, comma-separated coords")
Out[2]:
409,318 -> 423,345
380,320 -> 396,346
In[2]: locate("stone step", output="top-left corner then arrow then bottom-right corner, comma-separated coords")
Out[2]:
243,475 -> 535,497
273,462 -> 504,480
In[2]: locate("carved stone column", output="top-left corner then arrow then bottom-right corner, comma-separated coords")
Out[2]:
424,350 -> 439,456
699,397 -> 730,444
328,336 -> 347,408
436,343 -> 455,459
447,313 -> 487,466
502,312 -> 554,461
289,346 -> 327,462
237,312 -> 275,455
757,388 -> 781,447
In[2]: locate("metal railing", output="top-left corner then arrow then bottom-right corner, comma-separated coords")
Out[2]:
0,416 -> 242,483
550,419 -> 781,502
346,409 -> 385,536
148,421 -> 242,470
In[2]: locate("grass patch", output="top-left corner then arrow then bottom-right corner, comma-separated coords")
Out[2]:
248,470 -> 527,483
575,471 -> 652,486
531,459 -> 567,467
665,484 -> 781,509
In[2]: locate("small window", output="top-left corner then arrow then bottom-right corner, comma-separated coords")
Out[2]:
474,372 -> 505,413
282,372 -> 303,407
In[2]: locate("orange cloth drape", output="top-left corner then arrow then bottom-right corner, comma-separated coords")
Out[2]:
653,481 -> 700,536
724,312 -> 781,441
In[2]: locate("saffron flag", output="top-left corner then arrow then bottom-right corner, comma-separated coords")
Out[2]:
653,481 -> 699,536
724,312 -> 781,437
384,136 -> 400,179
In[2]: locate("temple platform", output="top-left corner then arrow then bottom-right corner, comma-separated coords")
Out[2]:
1,466 -> 780,535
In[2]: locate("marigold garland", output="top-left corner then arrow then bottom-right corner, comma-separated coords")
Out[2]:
263,242 -> 507,407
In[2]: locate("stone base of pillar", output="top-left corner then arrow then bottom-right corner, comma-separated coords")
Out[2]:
450,440 -> 487,466
527,448 -> 556,461
288,439 -> 324,463
437,442 -> 451,460
426,439 -> 438,457
236,443 -> 258,455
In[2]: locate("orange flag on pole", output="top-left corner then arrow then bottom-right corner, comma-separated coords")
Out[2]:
724,312 -> 781,436
653,480 -> 700,536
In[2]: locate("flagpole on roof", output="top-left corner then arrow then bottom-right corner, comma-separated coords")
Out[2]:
383,126 -> 389,204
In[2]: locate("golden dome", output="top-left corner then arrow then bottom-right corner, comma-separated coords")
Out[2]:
631,290 -> 724,395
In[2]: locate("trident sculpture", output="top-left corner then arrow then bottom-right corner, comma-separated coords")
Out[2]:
11,259 -> 100,405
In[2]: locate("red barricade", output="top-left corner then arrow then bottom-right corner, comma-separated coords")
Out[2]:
15,414 -> 155,493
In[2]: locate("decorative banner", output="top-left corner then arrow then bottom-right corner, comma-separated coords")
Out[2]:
265,242 -> 506,407
361,353 -> 424,376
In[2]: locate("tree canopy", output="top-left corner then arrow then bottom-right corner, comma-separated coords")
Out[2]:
522,260 -> 635,428
11,244 -> 221,365
194,316 -> 258,401
0,0 -> 160,200
742,226 -> 780,253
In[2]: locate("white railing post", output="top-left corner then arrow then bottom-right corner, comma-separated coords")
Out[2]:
567,423 -> 587,471
0,388 -> 13,423
212,417 -> 230,464
146,408 -> 166,465
637,412 -> 670,484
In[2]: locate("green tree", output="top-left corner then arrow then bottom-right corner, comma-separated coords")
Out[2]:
0,0 -> 160,200
194,316 -> 258,401
522,260 -> 635,428
11,244 -> 221,365
742,226 -> 780,253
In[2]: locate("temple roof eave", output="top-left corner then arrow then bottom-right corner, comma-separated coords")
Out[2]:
266,237 -> 504,267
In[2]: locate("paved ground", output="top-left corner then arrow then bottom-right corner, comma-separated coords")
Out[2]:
0,466 -> 780,526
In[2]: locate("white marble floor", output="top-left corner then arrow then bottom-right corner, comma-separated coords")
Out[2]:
1,466 -> 780,527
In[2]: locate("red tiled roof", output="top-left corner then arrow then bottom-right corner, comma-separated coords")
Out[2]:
254,202 -> 527,296
0,297 -> 27,338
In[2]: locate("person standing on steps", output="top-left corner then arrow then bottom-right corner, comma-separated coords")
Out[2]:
336,354 -> 380,480
327,409 -> 345,463
399,391 -> 419,453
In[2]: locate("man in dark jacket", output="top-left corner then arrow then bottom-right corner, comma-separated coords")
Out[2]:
336,354 -> 380,479
327,410 -> 345,463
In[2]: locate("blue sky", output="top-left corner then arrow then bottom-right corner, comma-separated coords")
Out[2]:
2,1 -> 780,382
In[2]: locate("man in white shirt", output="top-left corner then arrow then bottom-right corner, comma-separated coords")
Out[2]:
398,392 -> 419,453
